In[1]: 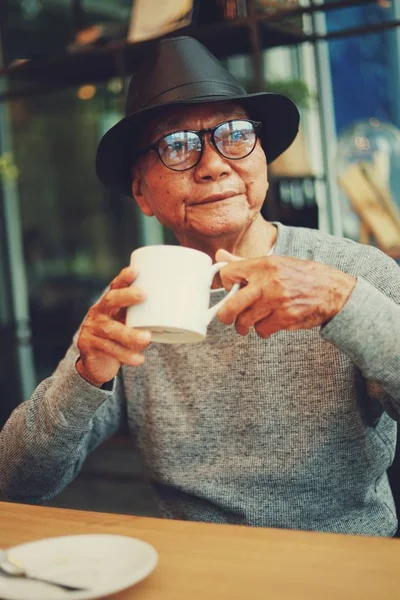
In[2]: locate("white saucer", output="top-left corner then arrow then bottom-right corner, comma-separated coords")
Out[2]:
0,534 -> 158,600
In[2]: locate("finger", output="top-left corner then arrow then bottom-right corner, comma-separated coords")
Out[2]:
286,316 -> 321,331
254,314 -> 316,338
235,304 -> 274,336
217,285 -> 263,325
109,266 -> 137,291
92,319 -> 152,350
99,286 -> 146,315
254,313 -> 283,339
215,249 -> 242,263
219,262 -> 251,291
91,337 -> 145,366
219,257 -> 268,291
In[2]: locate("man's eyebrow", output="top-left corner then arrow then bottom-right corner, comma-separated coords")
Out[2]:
152,110 -> 248,138
152,118 -> 182,137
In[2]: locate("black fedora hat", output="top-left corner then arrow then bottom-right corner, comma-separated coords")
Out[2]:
96,36 -> 300,197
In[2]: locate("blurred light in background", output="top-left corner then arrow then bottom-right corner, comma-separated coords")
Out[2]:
77,85 -> 97,100
107,78 -> 124,95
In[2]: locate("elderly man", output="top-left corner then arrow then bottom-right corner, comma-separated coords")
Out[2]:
1,36 -> 399,537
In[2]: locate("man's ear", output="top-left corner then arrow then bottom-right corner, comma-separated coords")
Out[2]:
131,164 -> 155,217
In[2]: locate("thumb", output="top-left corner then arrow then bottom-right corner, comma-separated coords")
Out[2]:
215,249 -> 242,263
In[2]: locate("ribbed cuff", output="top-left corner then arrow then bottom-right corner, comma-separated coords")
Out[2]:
46,355 -> 116,429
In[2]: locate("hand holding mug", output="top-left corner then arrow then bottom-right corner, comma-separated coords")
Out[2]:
76,267 -> 152,387
216,250 -> 356,338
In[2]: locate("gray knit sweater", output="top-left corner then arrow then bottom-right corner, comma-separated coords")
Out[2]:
1,223 -> 400,537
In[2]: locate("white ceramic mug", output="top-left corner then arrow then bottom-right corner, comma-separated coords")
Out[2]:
126,245 -> 240,344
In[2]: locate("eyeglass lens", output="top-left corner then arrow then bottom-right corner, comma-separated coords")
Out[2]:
157,120 -> 257,171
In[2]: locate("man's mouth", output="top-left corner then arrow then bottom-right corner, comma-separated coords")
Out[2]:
191,192 -> 240,206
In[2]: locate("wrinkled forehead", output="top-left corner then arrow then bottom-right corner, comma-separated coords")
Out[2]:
145,101 -> 249,141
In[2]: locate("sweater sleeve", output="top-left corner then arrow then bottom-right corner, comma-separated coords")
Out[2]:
0,333 -> 128,504
321,246 -> 400,418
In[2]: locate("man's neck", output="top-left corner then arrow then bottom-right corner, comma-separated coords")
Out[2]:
177,216 -> 277,262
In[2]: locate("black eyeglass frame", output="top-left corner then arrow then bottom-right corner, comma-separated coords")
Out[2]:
133,119 -> 263,171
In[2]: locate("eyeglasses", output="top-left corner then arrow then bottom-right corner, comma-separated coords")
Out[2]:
134,119 -> 262,171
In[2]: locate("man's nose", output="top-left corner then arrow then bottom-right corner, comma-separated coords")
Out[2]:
194,137 -> 232,182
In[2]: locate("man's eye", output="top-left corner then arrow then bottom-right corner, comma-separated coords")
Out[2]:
168,141 -> 185,151
229,130 -> 247,141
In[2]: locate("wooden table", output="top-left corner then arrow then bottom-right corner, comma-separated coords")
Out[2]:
0,501 -> 399,599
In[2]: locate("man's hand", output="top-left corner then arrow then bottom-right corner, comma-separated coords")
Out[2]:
76,266 -> 151,387
215,249 -> 357,338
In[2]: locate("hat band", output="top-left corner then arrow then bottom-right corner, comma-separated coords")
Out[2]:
126,80 -> 246,115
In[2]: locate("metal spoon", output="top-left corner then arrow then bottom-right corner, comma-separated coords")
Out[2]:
0,549 -> 87,592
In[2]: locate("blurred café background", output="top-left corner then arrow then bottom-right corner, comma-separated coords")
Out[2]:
1,0 -> 400,518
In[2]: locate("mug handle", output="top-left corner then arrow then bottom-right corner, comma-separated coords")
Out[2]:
206,261 -> 241,325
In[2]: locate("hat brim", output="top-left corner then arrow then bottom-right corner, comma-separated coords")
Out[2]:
96,92 -> 300,197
